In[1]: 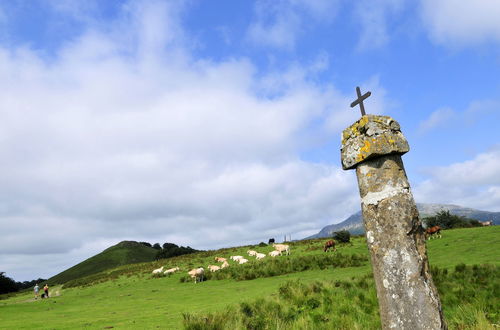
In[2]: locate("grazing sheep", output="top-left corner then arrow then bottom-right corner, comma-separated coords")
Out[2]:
187,267 -> 205,283
272,243 -> 290,256
214,257 -> 227,263
220,261 -> 230,269
269,250 -> 280,257
152,266 -> 164,274
255,253 -> 266,260
164,267 -> 180,275
247,250 -> 257,256
238,258 -> 249,264
230,256 -> 243,261
208,265 -> 221,272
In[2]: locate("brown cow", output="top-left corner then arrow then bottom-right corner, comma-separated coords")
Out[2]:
426,226 -> 442,239
324,240 -> 336,252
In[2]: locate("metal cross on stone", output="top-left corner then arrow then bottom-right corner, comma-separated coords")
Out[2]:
350,86 -> 371,116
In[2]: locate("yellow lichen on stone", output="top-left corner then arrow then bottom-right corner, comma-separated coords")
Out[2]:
341,115 -> 409,170
360,140 -> 371,154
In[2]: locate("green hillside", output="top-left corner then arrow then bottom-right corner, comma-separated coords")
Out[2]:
48,241 -> 158,284
2,227 -> 497,329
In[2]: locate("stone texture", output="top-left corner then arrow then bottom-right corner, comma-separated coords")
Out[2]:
341,115 -> 409,170
341,115 -> 446,330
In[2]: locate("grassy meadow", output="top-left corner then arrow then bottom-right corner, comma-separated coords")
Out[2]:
0,226 -> 498,329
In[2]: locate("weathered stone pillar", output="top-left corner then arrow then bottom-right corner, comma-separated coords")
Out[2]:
341,115 -> 446,329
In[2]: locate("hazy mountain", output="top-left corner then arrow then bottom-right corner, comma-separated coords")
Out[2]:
305,203 -> 499,239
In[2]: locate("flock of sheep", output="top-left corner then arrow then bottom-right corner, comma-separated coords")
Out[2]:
151,243 -> 291,283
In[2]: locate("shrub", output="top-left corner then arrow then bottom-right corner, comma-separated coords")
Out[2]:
333,230 -> 351,243
424,211 -> 482,229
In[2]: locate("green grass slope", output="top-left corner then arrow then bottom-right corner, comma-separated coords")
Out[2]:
1,226 -> 497,329
48,241 -> 158,285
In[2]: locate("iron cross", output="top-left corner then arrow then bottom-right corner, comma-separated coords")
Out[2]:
350,86 -> 371,116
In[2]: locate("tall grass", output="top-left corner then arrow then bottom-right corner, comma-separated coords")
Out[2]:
180,253 -> 368,282
183,264 -> 499,329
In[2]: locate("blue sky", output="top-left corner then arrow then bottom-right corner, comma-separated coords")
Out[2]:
0,0 -> 499,281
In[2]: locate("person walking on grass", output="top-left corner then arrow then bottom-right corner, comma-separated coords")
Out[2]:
43,284 -> 49,298
34,283 -> 39,299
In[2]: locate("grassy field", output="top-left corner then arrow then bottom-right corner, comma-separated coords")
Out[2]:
1,226 -> 498,329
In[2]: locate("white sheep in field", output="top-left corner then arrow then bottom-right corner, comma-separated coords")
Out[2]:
230,256 -> 243,261
164,267 -> 180,275
255,253 -> 266,260
247,250 -> 257,256
208,265 -> 221,272
187,267 -> 204,283
221,261 -> 230,269
214,257 -> 227,263
152,266 -> 164,274
272,243 -> 290,256
268,250 -> 280,257
238,258 -> 249,264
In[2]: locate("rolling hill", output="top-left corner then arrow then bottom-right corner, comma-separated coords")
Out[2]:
306,203 -> 500,239
2,226 -> 498,329
48,240 -> 158,284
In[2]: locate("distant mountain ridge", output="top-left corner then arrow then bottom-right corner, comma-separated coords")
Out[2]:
305,203 -> 500,239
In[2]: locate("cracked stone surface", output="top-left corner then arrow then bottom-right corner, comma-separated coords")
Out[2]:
341,115 -> 446,330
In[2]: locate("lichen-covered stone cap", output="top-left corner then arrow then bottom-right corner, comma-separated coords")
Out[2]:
341,115 -> 409,170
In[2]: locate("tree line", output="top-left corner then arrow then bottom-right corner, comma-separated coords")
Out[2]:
138,241 -> 200,260
424,211 -> 483,229
0,272 -> 47,295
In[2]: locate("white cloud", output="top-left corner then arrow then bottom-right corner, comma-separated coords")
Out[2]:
414,145 -> 500,211
354,0 -> 407,50
247,0 -> 339,50
417,107 -> 455,134
421,0 -> 500,46
0,1 -> 363,281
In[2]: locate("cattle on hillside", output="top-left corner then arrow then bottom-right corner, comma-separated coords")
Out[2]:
324,240 -> 336,252
426,226 -> 442,239
480,220 -> 493,226
164,267 -> 180,275
187,267 -> 204,283
272,243 -> 290,256
214,257 -> 227,263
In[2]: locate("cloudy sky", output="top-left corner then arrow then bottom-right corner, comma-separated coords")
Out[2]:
1,0 -> 499,281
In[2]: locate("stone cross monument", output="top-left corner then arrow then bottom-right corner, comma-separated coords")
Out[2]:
341,87 -> 447,329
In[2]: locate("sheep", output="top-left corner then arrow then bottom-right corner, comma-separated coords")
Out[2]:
238,258 -> 249,264
208,265 -> 221,272
187,267 -> 204,283
220,261 -> 230,269
255,253 -> 266,260
269,250 -> 280,257
164,267 -> 180,275
214,257 -> 227,263
247,250 -> 257,256
272,243 -> 290,256
230,256 -> 243,261
152,266 -> 164,274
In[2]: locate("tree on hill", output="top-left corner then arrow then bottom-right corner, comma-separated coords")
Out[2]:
424,210 -> 482,229
155,243 -> 199,260
162,242 -> 178,250
152,243 -> 162,250
333,230 -> 351,243
139,242 -> 152,247
0,272 -> 18,294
